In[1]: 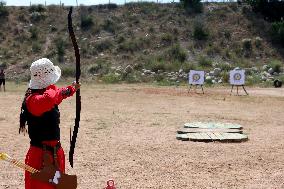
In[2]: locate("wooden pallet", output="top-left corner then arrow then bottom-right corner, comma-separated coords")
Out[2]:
177,122 -> 248,142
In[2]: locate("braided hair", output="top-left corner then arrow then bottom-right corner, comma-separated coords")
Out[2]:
19,88 -> 46,134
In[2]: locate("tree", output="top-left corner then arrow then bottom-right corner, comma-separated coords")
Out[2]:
246,0 -> 284,21
180,0 -> 203,14
0,1 -> 9,18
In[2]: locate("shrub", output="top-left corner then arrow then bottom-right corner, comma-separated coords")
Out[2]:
32,42 -> 41,53
161,33 -> 176,45
180,0 -> 203,14
0,1 -> 9,18
29,27 -> 38,39
88,59 -> 110,75
102,18 -> 117,34
81,15 -> 94,30
193,19 -> 209,40
165,44 -> 187,62
94,39 -> 113,52
146,59 -> 166,72
198,56 -> 212,68
29,4 -> 46,13
61,66 -> 75,77
268,59 -> 283,73
255,37 -> 263,48
271,21 -> 284,46
30,11 -> 46,22
242,38 -> 252,51
101,73 -> 121,84
55,38 -> 66,63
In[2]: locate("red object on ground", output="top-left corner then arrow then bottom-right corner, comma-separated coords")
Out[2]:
105,180 -> 116,189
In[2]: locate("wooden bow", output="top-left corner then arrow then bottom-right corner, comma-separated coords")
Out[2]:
68,7 -> 81,168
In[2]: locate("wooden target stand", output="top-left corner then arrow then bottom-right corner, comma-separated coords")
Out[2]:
187,84 -> 204,94
230,85 -> 249,96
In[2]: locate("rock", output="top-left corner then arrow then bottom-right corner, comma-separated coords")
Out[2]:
170,77 -> 177,81
114,72 -> 121,76
209,71 -> 214,76
212,79 -> 216,84
273,72 -> 279,76
252,67 -> 258,72
218,79 -> 222,83
263,71 -> 271,77
234,67 -> 241,70
206,76 -> 212,80
261,76 -> 267,81
262,65 -> 268,71
124,65 -> 133,74
179,69 -> 183,74
213,68 -> 221,76
268,68 -> 274,74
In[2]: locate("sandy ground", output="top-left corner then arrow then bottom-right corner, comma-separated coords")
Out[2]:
0,84 -> 283,189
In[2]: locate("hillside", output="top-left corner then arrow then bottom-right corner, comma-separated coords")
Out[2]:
0,2 -> 283,86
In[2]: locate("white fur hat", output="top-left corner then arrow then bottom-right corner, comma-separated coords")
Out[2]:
29,58 -> 61,89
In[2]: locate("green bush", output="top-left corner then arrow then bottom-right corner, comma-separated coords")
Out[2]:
102,18 -> 117,34
29,27 -> 38,39
81,15 -> 94,30
242,38 -> 252,51
94,39 -> 113,52
32,42 -> 41,53
180,0 -> 203,14
61,66 -> 75,78
30,11 -> 46,22
101,73 -> 121,84
55,38 -> 66,63
198,56 -> 212,68
0,1 -> 9,18
271,21 -> 284,46
165,44 -> 187,62
29,4 -> 46,13
88,59 -> 110,75
255,37 -> 263,48
146,59 -> 166,72
268,59 -> 283,73
161,33 -> 176,45
193,20 -> 209,40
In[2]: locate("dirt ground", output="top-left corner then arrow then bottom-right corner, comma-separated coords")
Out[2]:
0,83 -> 283,189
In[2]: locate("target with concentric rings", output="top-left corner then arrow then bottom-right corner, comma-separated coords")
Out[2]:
234,73 -> 242,81
193,73 -> 201,81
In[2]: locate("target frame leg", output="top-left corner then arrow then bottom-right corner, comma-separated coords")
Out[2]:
201,85 -> 204,94
237,86 -> 239,96
230,85 -> 234,96
242,85 -> 249,95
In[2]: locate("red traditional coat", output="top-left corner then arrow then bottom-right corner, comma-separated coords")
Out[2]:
25,84 -> 76,189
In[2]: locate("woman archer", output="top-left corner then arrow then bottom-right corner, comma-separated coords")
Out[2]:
19,58 -> 80,189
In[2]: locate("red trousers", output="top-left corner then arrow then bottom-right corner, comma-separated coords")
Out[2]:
25,141 -> 65,189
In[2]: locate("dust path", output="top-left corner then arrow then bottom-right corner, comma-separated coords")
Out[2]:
0,84 -> 283,188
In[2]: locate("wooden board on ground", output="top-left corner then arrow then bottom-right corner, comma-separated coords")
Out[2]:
184,122 -> 242,129
177,122 -> 248,143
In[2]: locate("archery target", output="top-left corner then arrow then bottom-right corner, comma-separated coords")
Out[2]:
230,70 -> 245,85
189,70 -> 204,85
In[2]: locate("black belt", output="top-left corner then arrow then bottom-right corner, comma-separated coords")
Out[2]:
31,141 -> 61,154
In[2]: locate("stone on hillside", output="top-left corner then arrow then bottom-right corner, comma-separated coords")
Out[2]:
124,65 -> 133,74
209,71 -> 214,76
262,65 -> 268,70
268,68 -> 274,74
252,67 -> 258,72
213,68 -> 221,76
206,76 -> 212,80
218,79 -> 222,83
179,69 -> 183,74
234,67 -> 241,70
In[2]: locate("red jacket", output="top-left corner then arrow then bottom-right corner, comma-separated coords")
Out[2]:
26,84 -> 76,116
